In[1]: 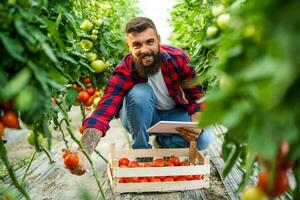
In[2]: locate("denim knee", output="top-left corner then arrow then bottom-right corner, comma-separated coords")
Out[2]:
197,126 -> 213,150
126,83 -> 155,106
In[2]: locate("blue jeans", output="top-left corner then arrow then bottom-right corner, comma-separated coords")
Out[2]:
119,83 -> 212,150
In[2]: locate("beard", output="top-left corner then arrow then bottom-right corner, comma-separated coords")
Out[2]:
134,49 -> 161,78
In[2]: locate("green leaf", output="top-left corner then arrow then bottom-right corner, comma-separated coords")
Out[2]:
0,33 -> 25,62
0,67 -> 31,101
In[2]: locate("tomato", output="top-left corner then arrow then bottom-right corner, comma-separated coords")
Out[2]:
206,26 -> 219,38
1,111 -> 20,129
90,60 -> 109,73
84,95 -> 95,107
73,84 -> 82,92
241,186 -> 268,200
163,177 -> 175,182
27,131 -> 44,146
119,164 -> 128,168
0,121 -> 4,139
119,177 -> 127,183
258,170 -> 289,197
175,176 -> 188,181
212,4 -> 225,17
127,177 -> 138,183
80,39 -> 93,51
217,13 -> 231,29
77,91 -> 90,103
64,153 -> 79,170
90,35 -> 98,41
93,19 -> 103,27
84,77 -> 91,84
138,177 -> 149,182
86,86 -> 95,96
118,157 -> 130,166
86,52 -> 98,62
191,175 -> 202,180
92,29 -> 99,35
128,161 -> 139,168
164,161 -> 174,167
139,162 -> 153,167
148,177 -> 161,182
168,156 -> 180,166
153,158 -> 164,167
61,148 -> 71,159
180,161 -> 191,166
80,20 -> 93,31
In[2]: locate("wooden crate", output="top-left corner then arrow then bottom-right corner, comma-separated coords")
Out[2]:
107,141 -> 210,193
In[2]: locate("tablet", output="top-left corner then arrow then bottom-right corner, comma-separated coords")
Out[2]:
146,121 -> 198,133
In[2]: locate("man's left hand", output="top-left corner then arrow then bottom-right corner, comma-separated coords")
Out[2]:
175,127 -> 203,142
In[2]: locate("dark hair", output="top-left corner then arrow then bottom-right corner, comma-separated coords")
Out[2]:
125,17 -> 157,34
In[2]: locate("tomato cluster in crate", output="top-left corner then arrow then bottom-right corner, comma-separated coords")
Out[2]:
117,156 -> 204,183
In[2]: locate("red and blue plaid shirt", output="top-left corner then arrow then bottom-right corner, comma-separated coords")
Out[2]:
83,44 -> 204,136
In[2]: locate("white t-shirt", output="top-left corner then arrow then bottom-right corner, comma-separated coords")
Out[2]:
147,68 -> 176,110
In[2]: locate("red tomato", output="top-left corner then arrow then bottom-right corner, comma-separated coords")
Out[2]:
84,77 -> 91,84
139,162 -> 153,167
153,158 -> 164,167
191,175 -> 202,180
118,158 -> 130,166
168,156 -> 180,166
138,177 -> 149,182
258,170 -> 289,197
127,177 -> 139,183
148,177 -> 161,182
164,161 -> 175,167
1,111 -> 19,129
84,95 -> 95,107
180,161 -> 191,166
119,164 -> 128,168
77,91 -> 90,103
86,86 -> 95,96
163,177 -> 175,182
73,84 -> 82,92
64,153 -> 79,170
128,161 -> 139,168
119,177 -> 127,183
61,148 -> 71,159
175,176 -> 188,181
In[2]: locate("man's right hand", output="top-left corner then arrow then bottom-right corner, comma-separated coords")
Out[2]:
66,128 -> 103,176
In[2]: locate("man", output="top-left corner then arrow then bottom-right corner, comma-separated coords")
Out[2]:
71,17 -> 212,175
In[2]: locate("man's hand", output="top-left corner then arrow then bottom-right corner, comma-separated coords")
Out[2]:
175,126 -> 203,142
67,128 -> 102,176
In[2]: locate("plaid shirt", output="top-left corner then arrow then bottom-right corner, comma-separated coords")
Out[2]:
83,44 -> 204,136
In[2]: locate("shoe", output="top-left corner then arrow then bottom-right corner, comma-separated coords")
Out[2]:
153,136 -> 162,149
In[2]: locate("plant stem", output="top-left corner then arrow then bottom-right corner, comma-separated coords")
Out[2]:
0,141 -> 31,200
40,146 -> 54,164
21,150 -> 37,186
94,149 -> 108,163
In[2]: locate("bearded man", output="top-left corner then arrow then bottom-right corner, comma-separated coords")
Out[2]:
70,17 -> 212,175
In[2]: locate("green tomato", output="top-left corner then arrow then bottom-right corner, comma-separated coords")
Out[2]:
80,20 -> 93,31
27,131 -> 44,146
91,60 -> 109,73
93,19 -> 103,27
15,85 -> 36,112
212,4 -> 225,17
86,52 -> 98,62
206,26 -> 219,38
90,35 -> 98,41
80,39 -> 93,51
241,186 -> 268,200
92,29 -> 99,35
217,13 -> 231,29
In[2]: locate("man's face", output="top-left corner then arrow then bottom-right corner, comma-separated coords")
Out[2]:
126,28 -> 161,78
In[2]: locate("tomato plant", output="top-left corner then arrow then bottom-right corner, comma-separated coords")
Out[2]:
170,0 -> 300,198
